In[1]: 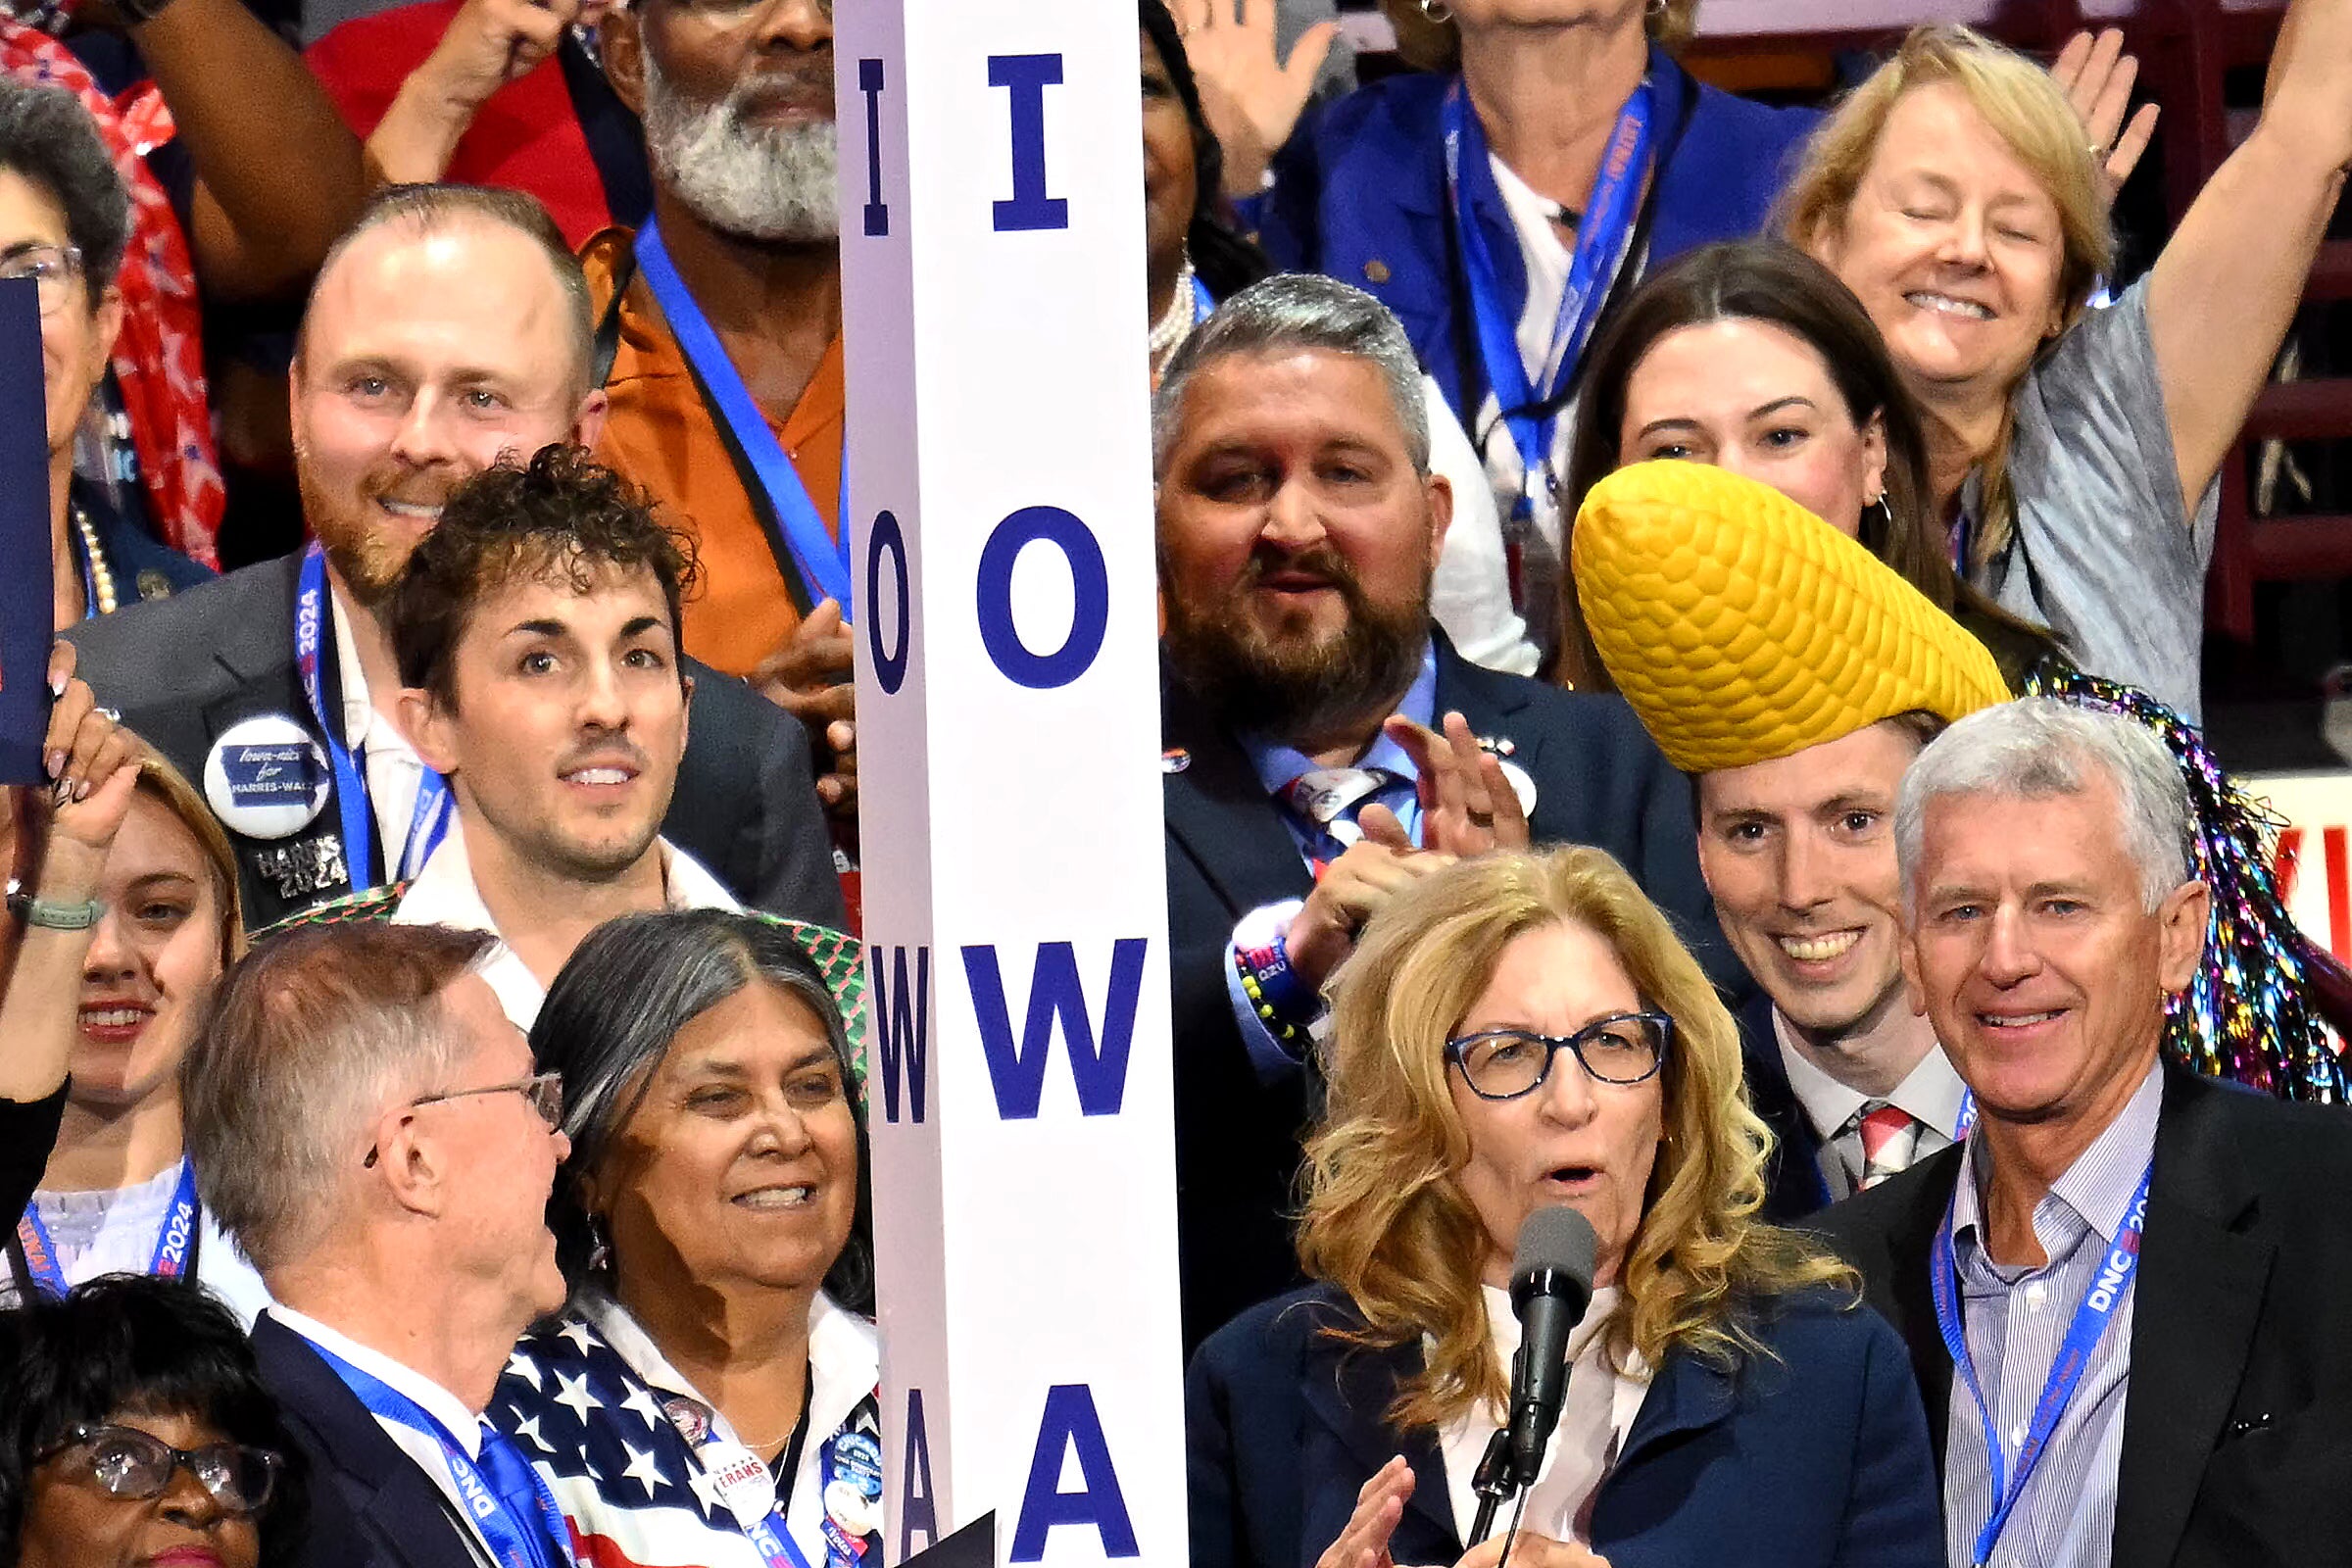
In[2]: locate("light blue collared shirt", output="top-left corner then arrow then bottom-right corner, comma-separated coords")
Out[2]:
1944,1060 -> 2164,1568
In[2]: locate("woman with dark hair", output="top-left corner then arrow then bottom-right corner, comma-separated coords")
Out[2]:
0,1274 -> 304,1568
0,77 -> 209,629
493,908 -> 878,1568
1555,239 -> 2058,693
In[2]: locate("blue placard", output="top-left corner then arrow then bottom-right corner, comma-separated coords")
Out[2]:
0,276 -> 47,784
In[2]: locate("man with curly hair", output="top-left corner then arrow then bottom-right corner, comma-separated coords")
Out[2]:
292,446 -> 743,1030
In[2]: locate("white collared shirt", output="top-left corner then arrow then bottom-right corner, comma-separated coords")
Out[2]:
1436,1285 -> 1652,1548
329,592 -> 435,881
391,823 -> 740,1029
268,1304 -> 499,1564
1772,1011 -> 1970,1199
579,1287 -> 880,1568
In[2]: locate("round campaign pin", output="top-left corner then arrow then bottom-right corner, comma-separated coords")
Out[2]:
822,1430 -> 884,1540
203,715 -> 331,840
699,1440 -> 780,1531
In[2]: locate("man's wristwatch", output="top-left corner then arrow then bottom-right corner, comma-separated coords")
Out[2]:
5,890 -> 106,930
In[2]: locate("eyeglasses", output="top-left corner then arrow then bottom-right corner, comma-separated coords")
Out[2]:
1445,1011 -> 1675,1100
34,1423 -> 282,1516
364,1071 -> 564,1166
0,244 -> 86,318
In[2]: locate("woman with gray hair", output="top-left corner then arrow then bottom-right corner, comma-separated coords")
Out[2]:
491,909 -> 880,1568
0,78 -> 209,628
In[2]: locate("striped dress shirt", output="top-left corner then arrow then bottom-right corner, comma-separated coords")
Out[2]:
1943,1062 -> 2163,1568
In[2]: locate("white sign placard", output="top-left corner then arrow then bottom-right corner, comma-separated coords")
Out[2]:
835,8 -> 1187,1568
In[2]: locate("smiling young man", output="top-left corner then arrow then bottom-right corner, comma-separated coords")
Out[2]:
1815,699 -> 2352,1568
312,445 -> 739,1030
1152,273 -> 1721,1349
64,183 -> 843,935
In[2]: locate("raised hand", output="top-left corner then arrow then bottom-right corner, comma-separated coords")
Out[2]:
754,600 -> 859,821
2051,28 -> 2161,202
24,642 -> 140,898
1314,1456 -> 1414,1568
1286,806 -> 1452,989
1164,0 -> 1338,198
1388,710 -> 1529,858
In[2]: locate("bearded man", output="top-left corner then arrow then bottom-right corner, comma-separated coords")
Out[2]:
588,0 -> 859,840
1152,276 -> 1723,1349
65,185 -> 845,932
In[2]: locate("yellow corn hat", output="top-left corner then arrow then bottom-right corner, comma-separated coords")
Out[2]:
1572,461 -> 2008,773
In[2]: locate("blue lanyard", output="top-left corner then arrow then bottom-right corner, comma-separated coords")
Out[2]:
1933,1161 -> 2151,1566
295,546 -> 453,890
1443,76 -> 1654,513
312,1344 -> 570,1568
1956,1089 -> 1977,1139
1190,274 -> 1214,324
635,220 -> 853,613
14,1158 -> 199,1297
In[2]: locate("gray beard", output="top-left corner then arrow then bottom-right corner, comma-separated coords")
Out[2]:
642,53 -> 840,244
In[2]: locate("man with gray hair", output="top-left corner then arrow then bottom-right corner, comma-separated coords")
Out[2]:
1818,697 -> 2352,1568
584,0 -> 862,843
1155,273 -> 1720,1347
186,921 -> 575,1568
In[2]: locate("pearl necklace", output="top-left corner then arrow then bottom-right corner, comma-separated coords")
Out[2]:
73,504 -> 118,616
1149,252 -> 1199,368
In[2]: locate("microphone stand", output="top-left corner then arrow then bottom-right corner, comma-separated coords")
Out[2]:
1469,1428 -> 1515,1544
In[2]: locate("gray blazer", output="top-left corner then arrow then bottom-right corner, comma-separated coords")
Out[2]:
66,554 -> 847,932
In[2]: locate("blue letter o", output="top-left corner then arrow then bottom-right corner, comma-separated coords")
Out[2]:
867,510 -> 910,694
975,507 -> 1108,690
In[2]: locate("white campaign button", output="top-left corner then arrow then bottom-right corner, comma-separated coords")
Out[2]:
203,715 -> 332,840
700,1439 -> 780,1531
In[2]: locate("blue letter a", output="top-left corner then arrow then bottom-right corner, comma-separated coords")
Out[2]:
901,1388 -> 939,1558
1008,1385 -> 1140,1562
962,939 -> 1147,1119
867,945 -> 931,1124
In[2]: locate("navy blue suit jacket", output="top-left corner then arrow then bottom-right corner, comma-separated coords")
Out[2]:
249,1313 -> 484,1568
1163,634 -> 1731,1352
1254,54 -> 1821,430
1187,1284 -> 1941,1568
1740,990 -> 1837,1222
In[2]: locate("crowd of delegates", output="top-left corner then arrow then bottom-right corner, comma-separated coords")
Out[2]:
4,2 -> 2352,1568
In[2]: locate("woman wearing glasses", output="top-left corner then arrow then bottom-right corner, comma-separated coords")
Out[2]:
0,1274 -> 303,1568
1186,846 -> 1940,1568
493,909 -> 878,1568
0,78 -> 208,630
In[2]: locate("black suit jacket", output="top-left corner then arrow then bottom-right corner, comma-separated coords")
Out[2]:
1188,1284 -> 1941,1568
250,1314 -> 488,1568
66,555 -> 845,931
1813,1064 -> 2352,1568
1162,637 -> 1730,1350
1738,990 -> 1837,1222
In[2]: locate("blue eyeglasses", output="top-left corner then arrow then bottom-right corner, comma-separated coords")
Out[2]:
1445,1011 -> 1674,1100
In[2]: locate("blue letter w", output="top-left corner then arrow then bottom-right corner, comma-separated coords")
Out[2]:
961,939 -> 1147,1119
867,945 -> 930,1124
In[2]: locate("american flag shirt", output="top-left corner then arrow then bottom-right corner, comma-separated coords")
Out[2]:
491,1289 -> 882,1568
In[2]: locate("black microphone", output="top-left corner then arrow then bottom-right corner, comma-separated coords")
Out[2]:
1503,1205 -> 1599,1489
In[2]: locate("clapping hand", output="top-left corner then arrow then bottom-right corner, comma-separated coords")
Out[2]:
1314,1457 -> 1612,1568
1388,710 -> 1529,858
753,600 -> 859,821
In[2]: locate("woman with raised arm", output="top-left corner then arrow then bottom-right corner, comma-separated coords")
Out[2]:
1785,13 -> 2352,721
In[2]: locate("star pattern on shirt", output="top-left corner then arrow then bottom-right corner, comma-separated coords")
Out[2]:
618,1383 -> 665,1431
552,1369 -> 602,1425
505,1349 -> 542,1391
618,1439 -> 668,1499
506,1410 -> 556,1456
687,1467 -> 730,1521
557,1319 -> 600,1356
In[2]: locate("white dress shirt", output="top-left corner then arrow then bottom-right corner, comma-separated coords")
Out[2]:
270,1304 -> 499,1566
1772,1011 -> 1970,1200
330,592 -> 436,882
1436,1285 -> 1651,1548
392,822 -> 740,1029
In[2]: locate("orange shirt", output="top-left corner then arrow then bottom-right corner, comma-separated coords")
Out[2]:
581,228 -> 844,677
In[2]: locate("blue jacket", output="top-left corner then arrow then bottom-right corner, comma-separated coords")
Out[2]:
1255,54 -> 1822,429
1188,1283 -> 1941,1568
